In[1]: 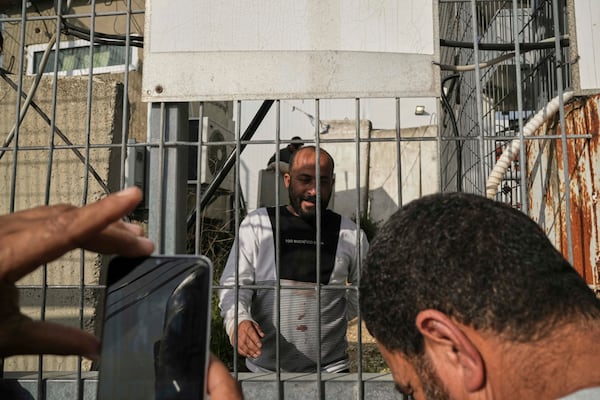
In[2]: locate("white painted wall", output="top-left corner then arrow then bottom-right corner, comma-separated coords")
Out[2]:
143,0 -> 441,212
149,0 -> 434,54
143,0 -> 439,101
237,97 -> 438,211
574,0 -> 600,90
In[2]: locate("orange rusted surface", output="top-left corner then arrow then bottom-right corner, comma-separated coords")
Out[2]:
534,94 -> 600,288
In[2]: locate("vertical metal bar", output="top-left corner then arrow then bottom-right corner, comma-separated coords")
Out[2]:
274,100 -> 282,399
354,98 -> 363,400
77,3 -> 98,397
470,0 -> 487,195
9,0 -> 28,213
148,102 -> 166,252
395,98 -> 403,205
194,102 -> 205,255
45,0 -> 63,206
83,0 -> 97,206
119,0 -> 133,190
314,99 -> 323,399
551,0 -> 574,264
148,102 -> 189,254
436,100 -> 444,193
232,100 -> 242,376
35,1 -> 64,396
512,0 -> 527,213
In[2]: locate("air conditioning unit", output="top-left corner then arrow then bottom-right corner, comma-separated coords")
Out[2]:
188,117 -> 235,192
483,64 -> 535,112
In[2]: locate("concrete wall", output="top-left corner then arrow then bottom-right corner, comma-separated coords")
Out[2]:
0,2 -> 146,372
4,372 -> 404,400
238,98 -> 439,212
320,120 -> 371,219
369,125 -> 439,223
320,121 -> 439,224
0,0 -> 148,143
0,75 -> 124,371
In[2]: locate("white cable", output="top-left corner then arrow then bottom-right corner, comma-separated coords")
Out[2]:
435,52 -> 518,72
485,91 -> 574,199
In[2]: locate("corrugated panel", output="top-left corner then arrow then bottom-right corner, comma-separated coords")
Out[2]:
564,95 -> 600,288
528,95 -> 600,289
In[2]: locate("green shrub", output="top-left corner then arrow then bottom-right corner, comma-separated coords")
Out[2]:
352,212 -> 383,242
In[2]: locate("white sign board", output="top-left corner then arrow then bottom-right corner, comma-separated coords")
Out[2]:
142,0 -> 439,101
574,0 -> 600,90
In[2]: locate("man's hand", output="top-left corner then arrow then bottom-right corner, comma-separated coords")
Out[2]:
235,320 -> 265,359
0,187 -> 154,359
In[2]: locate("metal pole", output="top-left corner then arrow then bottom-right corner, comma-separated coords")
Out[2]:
148,102 -> 189,254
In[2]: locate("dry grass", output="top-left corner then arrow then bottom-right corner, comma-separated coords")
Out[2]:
346,318 -> 389,373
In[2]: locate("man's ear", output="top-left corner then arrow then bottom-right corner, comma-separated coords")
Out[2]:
416,309 -> 485,392
283,173 -> 291,188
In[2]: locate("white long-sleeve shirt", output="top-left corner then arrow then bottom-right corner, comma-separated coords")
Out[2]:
218,206 -> 368,372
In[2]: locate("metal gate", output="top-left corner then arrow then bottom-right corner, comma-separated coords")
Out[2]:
0,0 -> 597,399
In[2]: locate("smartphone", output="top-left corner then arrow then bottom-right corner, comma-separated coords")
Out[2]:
97,255 -> 212,400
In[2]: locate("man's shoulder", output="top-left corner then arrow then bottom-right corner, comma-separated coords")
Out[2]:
325,209 -> 353,224
324,210 -> 361,230
323,208 -> 342,218
242,208 -> 270,223
328,211 -> 368,243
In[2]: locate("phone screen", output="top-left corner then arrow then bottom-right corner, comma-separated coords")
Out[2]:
97,256 -> 212,400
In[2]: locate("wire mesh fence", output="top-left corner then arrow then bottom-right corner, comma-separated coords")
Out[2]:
0,0 -> 597,399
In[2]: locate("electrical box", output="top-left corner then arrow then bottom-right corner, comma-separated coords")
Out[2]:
257,168 -> 289,208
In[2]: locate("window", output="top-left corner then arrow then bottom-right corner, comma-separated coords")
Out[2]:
26,39 -> 139,76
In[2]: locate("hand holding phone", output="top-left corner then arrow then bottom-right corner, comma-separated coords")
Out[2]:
97,256 -> 212,400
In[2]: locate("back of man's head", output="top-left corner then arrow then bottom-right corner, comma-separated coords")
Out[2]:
361,192 -> 600,357
289,136 -> 304,152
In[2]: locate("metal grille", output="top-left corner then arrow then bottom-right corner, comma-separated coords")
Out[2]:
1,0 -> 597,399
439,0 -> 571,200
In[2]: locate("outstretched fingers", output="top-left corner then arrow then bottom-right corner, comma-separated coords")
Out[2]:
0,318 -> 100,360
0,187 -> 154,283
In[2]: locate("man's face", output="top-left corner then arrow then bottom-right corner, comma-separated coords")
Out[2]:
377,344 -> 451,400
284,149 -> 334,220
413,354 -> 452,400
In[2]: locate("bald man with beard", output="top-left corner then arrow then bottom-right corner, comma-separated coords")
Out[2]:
220,146 -> 368,373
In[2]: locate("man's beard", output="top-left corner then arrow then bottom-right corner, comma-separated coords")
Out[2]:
413,354 -> 452,400
288,187 -> 330,222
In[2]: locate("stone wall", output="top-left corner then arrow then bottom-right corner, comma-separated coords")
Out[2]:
0,75 -> 124,371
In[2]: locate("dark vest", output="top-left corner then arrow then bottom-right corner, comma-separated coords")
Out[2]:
266,206 -> 341,284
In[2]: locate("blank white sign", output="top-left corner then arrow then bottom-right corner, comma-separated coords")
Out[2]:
142,0 -> 439,101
